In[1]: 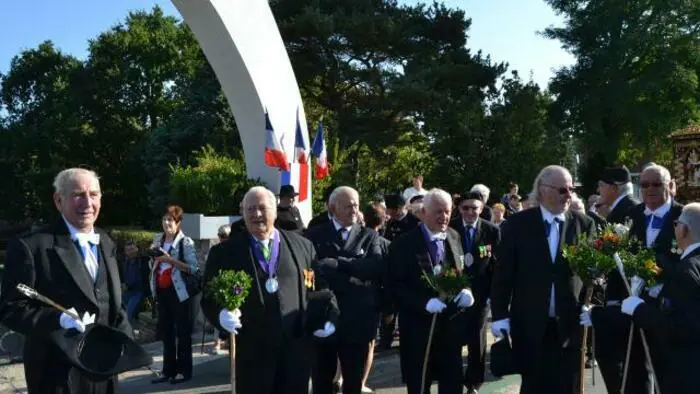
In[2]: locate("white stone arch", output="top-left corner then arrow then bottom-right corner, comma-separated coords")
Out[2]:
172,0 -> 313,222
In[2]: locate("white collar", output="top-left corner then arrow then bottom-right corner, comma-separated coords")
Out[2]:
62,216 -> 99,245
610,194 -> 628,211
540,206 -> 566,224
462,218 -> 479,229
644,198 -> 672,218
681,242 -> 700,259
421,223 -> 447,241
332,217 -> 353,233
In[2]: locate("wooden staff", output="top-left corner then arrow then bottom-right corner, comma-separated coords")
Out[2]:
16,284 -> 80,320
420,313 -> 438,393
580,286 -> 594,394
614,257 -> 662,394
230,335 -> 236,394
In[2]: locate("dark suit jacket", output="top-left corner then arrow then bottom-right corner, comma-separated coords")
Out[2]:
120,255 -> 151,295
606,194 -> 640,225
201,229 -> 331,393
450,218 -> 500,309
480,206 -> 493,222
491,207 -> 595,350
633,247 -> 700,394
586,210 -> 606,230
388,226 -> 467,381
0,220 -> 130,393
307,210 -> 331,229
305,222 -> 384,343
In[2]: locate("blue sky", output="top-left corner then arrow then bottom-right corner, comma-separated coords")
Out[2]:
0,0 -> 573,89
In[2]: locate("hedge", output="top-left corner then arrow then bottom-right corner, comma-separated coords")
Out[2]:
107,228 -> 159,263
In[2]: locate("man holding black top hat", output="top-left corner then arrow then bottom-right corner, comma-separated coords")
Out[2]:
276,184 -> 305,232
0,168 -> 146,394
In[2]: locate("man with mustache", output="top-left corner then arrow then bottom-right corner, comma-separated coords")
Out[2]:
491,165 -> 595,393
389,188 -> 474,394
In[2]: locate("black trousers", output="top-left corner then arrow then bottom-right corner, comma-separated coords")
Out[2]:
594,308 -> 652,394
404,335 -> 463,394
157,286 -> 193,378
463,308 -> 488,390
313,339 -> 370,394
238,338 -> 311,394
518,319 -> 580,394
378,311 -> 397,349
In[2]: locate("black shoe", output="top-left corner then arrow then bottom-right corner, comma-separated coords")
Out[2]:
170,375 -> 191,384
151,376 -> 171,384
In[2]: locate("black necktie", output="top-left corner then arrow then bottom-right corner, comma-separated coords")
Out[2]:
337,228 -> 346,244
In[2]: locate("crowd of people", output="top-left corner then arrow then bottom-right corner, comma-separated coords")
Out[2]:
0,162 -> 698,394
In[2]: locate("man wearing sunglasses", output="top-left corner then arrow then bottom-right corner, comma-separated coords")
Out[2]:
450,191 -> 500,394
619,203 -> 700,394
491,165 -> 595,393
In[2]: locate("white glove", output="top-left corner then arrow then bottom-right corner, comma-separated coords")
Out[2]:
313,321 -> 336,338
647,283 -> 664,299
425,298 -> 447,314
579,305 -> 593,327
491,318 -> 510,338
453,288 -> 475,309
219,308 -> 242,334
59,308 -> 86,333
621,296 -> 644,316
630,275 -> 645,296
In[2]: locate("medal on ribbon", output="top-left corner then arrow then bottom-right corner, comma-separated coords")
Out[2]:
303,269 -> 315,290
250,230 -> 281,294
464,253 -> 474,267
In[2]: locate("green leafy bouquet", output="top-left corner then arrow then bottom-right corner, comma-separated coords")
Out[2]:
564,223 -> 631,284
205,269 -> 253,311
421,265 -> 471,302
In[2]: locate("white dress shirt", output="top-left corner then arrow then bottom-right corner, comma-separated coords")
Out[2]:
540,206 -> 566,317
332,218 -> 352,241
644,199 -> 672,248
609,193 -> 628,212
680,242 -> 700,260
63,217 -> 100,282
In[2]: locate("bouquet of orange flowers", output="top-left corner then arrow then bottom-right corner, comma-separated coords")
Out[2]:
563,223 -> 630,283
616,244 -> 663,290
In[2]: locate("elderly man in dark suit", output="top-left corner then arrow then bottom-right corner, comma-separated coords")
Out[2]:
202,186 -> 337,394
450,191 -> 500,394
389,188 -> 475,394
620,202 -> 700,394
0,168 -> 132,394
597,165 -> 640,225
491,165 -> 595,393
305,186 -> 385,394
585,163 -> 683,393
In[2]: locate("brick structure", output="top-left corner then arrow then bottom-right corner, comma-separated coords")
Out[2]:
669,125 -> 700,203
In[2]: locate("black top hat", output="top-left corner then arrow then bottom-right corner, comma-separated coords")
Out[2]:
459,191 -> 485,204
384,194 -> 407,209
49,324 -> 153,380
600,165 -> 631,185
305,289 -> 339,343
279,184 -> 299,197
490,332 -> 518,377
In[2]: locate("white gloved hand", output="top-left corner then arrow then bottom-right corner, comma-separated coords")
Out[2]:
59,308 -> 86,333
453,288 -> 475,309
579,305 -> 593,327
425,298 -> 447,314
81,312 -> 96,327
621,296 -> 644,316
647,283 -> 664,299
313,321 -> 336,338
491,318 -> 510,338
219,308 -> 242,334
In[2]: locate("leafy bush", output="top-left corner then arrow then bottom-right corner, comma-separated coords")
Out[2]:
108,228 -> 159,263
168,146 -> 267,216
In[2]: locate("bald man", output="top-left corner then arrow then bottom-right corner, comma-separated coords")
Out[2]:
620,202 -> 700,394
491,165 -> 595,393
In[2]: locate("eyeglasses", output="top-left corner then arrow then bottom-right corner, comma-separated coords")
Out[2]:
640,182 -> 665,189
674,220 -> 686,227
542,184 -> 574,195
460,206 -> 480,212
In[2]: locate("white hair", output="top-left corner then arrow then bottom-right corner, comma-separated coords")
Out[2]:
679,203 -> 700,243
329,186 -> 359,207
569,193 -> 585,214
641,163 -> 672,183
531,165 -> 571,203
217,224 -> 231,237
618,182 -> 633,196
470,184 -> 491,202
243,186 -> 277,211
423,188 -> 452,210
53,168 -> 100,196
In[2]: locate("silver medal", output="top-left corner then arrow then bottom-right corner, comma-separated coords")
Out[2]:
265,277 -> 279,294
464,253 -> 474,267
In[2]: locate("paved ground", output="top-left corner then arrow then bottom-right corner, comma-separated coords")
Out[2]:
0,329 -> 606,394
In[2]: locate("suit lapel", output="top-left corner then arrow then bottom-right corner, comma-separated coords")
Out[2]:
97,230 -> 122,313
445,230 -> 464,271
529,208 -> 554,264
279,231 -> 306,312
240,232 -> 266,306
413,228 -> 433,272
473,220 -> 485,252
343,224 -> 361,253
556,212 -> 577,263
53,221 -> 98,307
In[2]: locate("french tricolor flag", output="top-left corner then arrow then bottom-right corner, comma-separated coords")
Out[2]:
311,121 -> 329,180
283,109 -> 310,202
264,111 -> 290,172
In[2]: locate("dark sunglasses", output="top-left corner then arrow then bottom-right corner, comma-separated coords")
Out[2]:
542,184 -> 574,195
640,182 -> 664,189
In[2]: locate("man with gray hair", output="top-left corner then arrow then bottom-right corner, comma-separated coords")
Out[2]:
597,165 -> 640,224
0,168 -> 137,393
491,165 -> 595,393
470,184 -> 493,222
305,186 -> 385,394
389,188 -> 474,394
619,202 -> 700,394
202,186 -> 338,394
